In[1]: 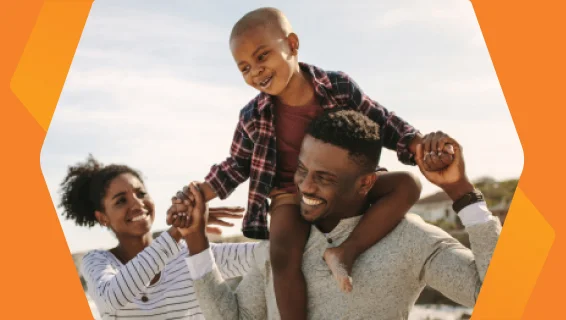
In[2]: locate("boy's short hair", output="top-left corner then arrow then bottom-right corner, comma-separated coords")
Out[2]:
230,7 -> 292,42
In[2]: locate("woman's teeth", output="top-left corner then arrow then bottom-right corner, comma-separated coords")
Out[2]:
131,213 -> 148,222
302,196 -> 323,206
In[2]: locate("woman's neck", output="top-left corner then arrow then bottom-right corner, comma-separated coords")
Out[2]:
112,232 -> 153,263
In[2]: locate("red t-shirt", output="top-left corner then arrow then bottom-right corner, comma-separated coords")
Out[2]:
274,99 -> 324,193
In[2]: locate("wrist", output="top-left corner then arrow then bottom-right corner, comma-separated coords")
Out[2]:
408,133 -> 424,155
339,238 -> 363,260
185,232 -> 210,256
167,227 -> 183,243
200,181 -> 218,202
441,179 -> 475,202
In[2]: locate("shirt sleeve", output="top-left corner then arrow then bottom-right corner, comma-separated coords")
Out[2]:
205,118 -> 254,199
210,242 -> 259,279
341,72 -> 420,165
187,246 -> 268,319
412,203 -> 501,307
80,232 -> 182,312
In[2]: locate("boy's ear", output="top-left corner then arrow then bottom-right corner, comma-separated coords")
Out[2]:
287,32 -> 299,54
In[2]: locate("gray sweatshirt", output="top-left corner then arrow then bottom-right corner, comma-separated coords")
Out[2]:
186,203 -> 501,320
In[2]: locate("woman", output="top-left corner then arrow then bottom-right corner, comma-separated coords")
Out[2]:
60,155 -> 257,319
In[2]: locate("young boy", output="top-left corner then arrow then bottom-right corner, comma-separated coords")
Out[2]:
186,7 -> 454,320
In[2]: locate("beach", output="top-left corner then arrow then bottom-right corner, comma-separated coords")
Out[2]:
86,294 -> 472,320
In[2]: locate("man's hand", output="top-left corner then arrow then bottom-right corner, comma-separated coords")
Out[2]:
415,135 -> 474,201
420,131 -> 455,172
168,184 -> 245,235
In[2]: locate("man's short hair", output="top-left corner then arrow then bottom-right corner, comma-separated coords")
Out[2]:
306,109 -> 382,173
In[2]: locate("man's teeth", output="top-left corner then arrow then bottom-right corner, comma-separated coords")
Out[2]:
302,196 -> 323,206
131,213 -> 148,222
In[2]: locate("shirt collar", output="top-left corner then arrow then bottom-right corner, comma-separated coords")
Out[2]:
256,62 -> 333,113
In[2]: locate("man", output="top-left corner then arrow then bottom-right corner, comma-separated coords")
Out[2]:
177,109 -> 501,319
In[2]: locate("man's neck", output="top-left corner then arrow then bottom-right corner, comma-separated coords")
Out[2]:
315,199 -> 369,233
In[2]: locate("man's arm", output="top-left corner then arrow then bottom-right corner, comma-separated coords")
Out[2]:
412,139 -> 501,307
413,201 -> 501,307
185,238 -> 268,320
210,242 -> 259,279
179,185 -> 268,319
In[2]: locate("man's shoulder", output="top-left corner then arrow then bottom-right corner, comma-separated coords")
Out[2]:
399,213 -> 452,236
388,213 -> 456,251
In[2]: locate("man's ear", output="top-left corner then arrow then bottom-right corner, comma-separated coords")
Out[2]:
358,172 -> 378,196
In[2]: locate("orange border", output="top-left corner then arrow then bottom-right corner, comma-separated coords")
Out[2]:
1,1 -> 561,319
1,0 -> 94,318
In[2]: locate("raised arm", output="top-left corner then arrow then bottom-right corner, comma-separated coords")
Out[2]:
210,242 -> 259,279
81,229 -> 183,311
339,72 -> 421,165
177,183 -> 268,319
204,116 -> 254,200
412,135 -> 501,307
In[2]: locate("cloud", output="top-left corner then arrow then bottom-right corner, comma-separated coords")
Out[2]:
42,0 -> 523,254
373,0 -> 477,29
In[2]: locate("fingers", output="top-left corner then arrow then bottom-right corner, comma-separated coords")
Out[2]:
207,217 -> 235,227
420,131 -> 460,171
208,206 -> 245,213
415,144 -> 426,173
206,227 -> 222,235
190,183 -> 205,211
208,209 -> 244,220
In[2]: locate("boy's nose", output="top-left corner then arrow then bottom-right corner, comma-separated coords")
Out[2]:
252,65 -> 264,76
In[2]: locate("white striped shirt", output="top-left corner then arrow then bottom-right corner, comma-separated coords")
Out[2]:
81,231 -> 257,320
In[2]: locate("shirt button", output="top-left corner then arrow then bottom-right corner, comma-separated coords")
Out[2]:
141,296 -> 149,303
327,238 -> 333,244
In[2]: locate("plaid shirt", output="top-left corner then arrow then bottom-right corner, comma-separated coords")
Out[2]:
205,63 -> 419,239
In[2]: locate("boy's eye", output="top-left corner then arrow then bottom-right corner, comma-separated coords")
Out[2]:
241,65 -> 250,73
116,197 -> 126,205
258,51 -> 269,61
137,191 -> 147,198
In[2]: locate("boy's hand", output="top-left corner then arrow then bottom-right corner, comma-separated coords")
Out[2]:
420,131 -> 455,172
169,184 -> 245,235
167,183 -> 208,237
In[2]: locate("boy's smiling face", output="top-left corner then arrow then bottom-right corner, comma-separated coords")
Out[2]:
230,25 -> 298,96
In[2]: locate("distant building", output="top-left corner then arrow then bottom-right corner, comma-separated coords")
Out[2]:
411,191 -> 511,227
490,199 -> 511,225
411,191 -> 458,225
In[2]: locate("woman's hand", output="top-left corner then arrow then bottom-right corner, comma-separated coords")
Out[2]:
167,184 -> 244,235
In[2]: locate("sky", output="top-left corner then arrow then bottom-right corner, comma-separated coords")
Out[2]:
40,0 -> 523,254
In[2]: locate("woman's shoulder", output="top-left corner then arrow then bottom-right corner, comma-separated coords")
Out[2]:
81,249 -> 115,267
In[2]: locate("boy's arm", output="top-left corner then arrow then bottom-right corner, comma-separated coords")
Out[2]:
339,171 -> 422,259
341,72 -> 421,165
201,117 -> 254,200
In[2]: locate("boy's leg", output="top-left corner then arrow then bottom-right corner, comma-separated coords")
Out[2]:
269,193 -> 310,320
